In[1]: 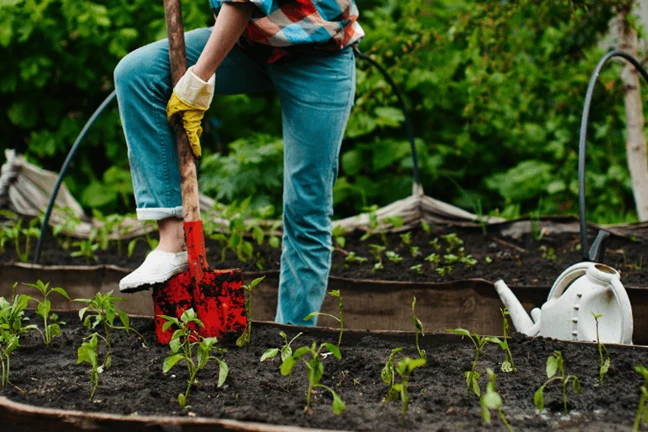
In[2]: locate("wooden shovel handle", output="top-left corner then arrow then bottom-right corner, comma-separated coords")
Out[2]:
163,0 -> 200,223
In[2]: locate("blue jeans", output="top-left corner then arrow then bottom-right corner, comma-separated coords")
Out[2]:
114,28 -> 355,325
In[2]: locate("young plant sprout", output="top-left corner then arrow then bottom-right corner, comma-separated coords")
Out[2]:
161,308 -> 229,409
591,312 -> 610,384
533,350 -> 581,414
421,220 -> 431,234
345,252 -> 368,264
23,280 -> 70,345
411,297 -> 425,359
429,238 -> 441,251
71,238 -> 100,264
331,225 -> 347,249
480,368 -> 513,432
261,330 -> 304,362
0,288 -> 36,387
499,308 -> 516,373
386,250 -> 403,264
77,332 -> 109,400
304,290 -> 344,348
280,341 -> 345,415
442,233 -> 463,252
446,328 -> 501,397
393,356 -> 427,430
410,246 -> 420,258
368,244 -> 386,262
236,276 -> 266,347
381,347 -> 404,402
633,365 -> 648,432
75,290 -> 147,366
410,264 -> 423,274
400,231 -> 412,246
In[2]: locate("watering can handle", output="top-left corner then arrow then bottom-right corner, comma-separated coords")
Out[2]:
547,262 -> 593,300
611,277 -> 634,344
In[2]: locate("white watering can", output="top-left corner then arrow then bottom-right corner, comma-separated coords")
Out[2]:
494,261 -> 633,344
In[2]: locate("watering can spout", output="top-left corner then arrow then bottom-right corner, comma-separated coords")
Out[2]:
494,280 -> 538,335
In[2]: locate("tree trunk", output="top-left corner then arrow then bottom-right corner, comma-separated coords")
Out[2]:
619,0 -> 648,221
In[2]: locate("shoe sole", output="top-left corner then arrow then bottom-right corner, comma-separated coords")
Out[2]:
119,266 -> 189,294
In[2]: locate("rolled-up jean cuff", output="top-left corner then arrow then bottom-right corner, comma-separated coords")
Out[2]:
136,206 -> 184,221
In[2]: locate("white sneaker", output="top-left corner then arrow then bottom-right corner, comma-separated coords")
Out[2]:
119,250 -> 189,293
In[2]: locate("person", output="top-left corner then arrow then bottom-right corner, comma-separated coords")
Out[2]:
113,0 -> 363,325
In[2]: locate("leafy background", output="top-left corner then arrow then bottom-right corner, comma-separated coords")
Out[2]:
0,0 -> 645,223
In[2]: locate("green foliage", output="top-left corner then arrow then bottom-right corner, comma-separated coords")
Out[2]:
235,276 -> 265,347
280,340 -> 344,415
1,0 -> 636,222
75,290 -> 146,364
304,290 -> 344,348
591,312 -> 610,384
392,356 -> 427,429
162,308 -> 228,409
77,332 -> 106,400
633,365 -> 648,432
0,286 -> 37,387
500,309 -> 516,373
447,328 -> 501,398
411,296 -> 425,359
23,280 -> 70,345
0,215 -> 39,263
260,330 -> 304,363
480,369 -> 513,431
534,350 -> 581,414
381,347 -> 404,402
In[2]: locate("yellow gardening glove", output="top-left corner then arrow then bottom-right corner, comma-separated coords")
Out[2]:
166,66 -> 215,159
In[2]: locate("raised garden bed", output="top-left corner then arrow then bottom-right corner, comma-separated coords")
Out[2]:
1,312 -> 647,431
2,219 -> 648,342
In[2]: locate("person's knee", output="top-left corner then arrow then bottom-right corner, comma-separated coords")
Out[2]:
114,51 -> 141,90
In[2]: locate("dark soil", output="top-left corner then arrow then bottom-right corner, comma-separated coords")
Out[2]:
2,312 -> 647,431
6,222 -> 648,287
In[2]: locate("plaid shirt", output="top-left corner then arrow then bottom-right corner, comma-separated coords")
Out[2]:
209,0 -> 364,62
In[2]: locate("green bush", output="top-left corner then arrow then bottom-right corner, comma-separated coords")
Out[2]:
0,0 -> 642,223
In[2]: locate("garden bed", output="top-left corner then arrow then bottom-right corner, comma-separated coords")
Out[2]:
2,220 -> 648,342
1,312 -> 647,431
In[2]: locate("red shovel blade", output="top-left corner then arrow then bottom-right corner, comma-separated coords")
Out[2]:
152,220 -> 247,344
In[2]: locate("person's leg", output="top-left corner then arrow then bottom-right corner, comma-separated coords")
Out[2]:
268,49 -> 356,325
114,27 -> 273,289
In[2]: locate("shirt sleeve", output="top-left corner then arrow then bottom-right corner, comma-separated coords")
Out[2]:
210,0 -> 275,16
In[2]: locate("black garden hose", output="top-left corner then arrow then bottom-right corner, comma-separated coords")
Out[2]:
353,46 -> 421,187
33,90 -> 117,264
578,50 -> 648,261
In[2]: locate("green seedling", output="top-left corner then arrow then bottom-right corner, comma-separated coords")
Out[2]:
444,254 -> 459,264
633,365 -> 648,432
411,297 -> 425,359
24,280 -> 70,345
381,347 -> 404,402
1,217 -> 39,263
442,233 -> 463,252
436,266 -> 452,277
393,356 -> 427,430
281,341 -> 344,414
368,244 -> 386,262
429,238 -> 441,251
360,205 -> 380,242
409,264 -> 422,274
332,225 -> 347,249
267,220 -> 282,249
162,308 -> 229,409
0,283 -> 35,338
373,261 -> 384,273
386,250 -> 403,264
480,368 -> 513,431
460,255 -> 478,268
75,290 -> 146,367
51,206 -> 82,252
485,256 -> 493,264
539,245 -> 556,261
0,287 -> 37,387
591,312 -> 610,384
424,253 -> 440,267
533,350 -> 580,414
71,238 -> 100,264
236,276 -> 266,347
345,252 -> 368,264
384,215 -> 404,229
421,221 -> 431,234
261,330 -> 304,362
447,328 -> 501,397
499,308 -> 516,373
77,332 -> 109,400
305,290 -> 344,348
400,232 -> 412,246
410,246 -> 420,258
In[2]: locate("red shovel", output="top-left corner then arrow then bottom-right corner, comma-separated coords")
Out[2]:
152,0 -> 247,344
